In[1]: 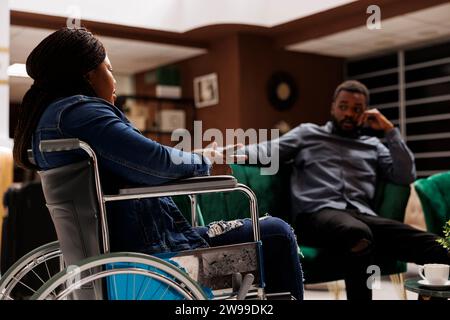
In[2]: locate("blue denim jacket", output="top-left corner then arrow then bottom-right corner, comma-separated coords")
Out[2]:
32,95 -> 211,254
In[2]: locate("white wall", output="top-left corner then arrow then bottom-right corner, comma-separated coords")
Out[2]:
0,0 -> 11,149
115,74 -> 135,96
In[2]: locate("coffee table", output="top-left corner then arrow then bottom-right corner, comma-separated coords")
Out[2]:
404,278 -> 450,300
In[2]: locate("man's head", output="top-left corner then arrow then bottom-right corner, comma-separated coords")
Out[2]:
331,80 -> 369,136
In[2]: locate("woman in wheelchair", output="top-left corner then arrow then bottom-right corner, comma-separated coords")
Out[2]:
12,27 -> 304,300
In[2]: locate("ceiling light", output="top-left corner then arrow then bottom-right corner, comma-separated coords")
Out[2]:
7,63 -> 30,78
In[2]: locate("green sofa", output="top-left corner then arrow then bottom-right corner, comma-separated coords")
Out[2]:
173,163 -> 410,284
414,171 -> 450,235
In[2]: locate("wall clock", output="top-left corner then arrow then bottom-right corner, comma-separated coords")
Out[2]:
266,71 -> 298,111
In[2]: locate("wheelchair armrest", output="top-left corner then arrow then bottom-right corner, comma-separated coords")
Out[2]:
118,175 -> 238,195
39,139 -> 81,152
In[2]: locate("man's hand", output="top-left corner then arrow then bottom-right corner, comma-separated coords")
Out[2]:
357,109 -> 394,133
194,142 -> 248,176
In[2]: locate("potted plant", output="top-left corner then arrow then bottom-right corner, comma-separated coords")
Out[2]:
437,219 -> 450,251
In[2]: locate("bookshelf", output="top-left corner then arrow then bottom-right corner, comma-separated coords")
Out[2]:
115,95 -> 196,147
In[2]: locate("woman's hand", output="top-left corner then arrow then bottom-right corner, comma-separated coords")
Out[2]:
194,142 -> 248,176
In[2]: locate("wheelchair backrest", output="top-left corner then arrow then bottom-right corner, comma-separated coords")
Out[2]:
38,160 -> 102,299
38,160 -> 101,266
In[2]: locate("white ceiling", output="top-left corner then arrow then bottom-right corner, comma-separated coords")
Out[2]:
10,26 -> 206,74
9,26 -> 206,102
287,3 -> 450,58
8,3 -> 450,102
9,0 -> 355,32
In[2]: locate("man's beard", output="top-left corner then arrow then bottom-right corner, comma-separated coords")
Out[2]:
331,116 -> 360,138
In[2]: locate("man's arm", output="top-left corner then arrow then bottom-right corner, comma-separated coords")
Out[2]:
377,128 -> 416,185
238,125 -> 304,165
359,108 -> 416,185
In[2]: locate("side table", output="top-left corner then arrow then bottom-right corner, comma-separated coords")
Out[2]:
404,278 -> 450,300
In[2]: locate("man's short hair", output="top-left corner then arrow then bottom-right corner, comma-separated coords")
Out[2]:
333,80 -> 370,105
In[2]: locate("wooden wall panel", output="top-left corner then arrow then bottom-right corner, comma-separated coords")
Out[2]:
136,33 -> 344,140
237,34 -> 344,131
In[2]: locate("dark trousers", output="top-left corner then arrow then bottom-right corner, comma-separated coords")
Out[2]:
295,208 -> 450,300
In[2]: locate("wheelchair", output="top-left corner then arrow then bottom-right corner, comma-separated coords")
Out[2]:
0,139 -> 271,300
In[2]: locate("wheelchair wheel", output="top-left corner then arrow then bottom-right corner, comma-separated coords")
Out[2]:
31,252 -> 209,300
0,241 -> 63,300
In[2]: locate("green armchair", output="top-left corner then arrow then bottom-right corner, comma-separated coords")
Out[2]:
173,163 -> 410,286
414,171 -> 450,235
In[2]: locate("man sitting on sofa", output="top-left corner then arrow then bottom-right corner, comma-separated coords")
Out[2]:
239,80 -> 450,300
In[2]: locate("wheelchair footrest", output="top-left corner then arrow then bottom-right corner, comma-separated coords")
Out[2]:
156,242 -> 263,291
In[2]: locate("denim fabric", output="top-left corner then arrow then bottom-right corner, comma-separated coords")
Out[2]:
195,217 -> 304,300
32,95 -> 211,254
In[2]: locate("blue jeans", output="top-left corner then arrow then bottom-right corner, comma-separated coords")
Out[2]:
195,217 -> 304,300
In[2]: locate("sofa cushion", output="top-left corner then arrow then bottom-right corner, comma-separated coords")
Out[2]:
374,183 -> 410,222
174,164 -> 292,225
414,171 -> 450,235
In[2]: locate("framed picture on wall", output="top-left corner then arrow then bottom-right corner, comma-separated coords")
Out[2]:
193,73 -> 219,108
